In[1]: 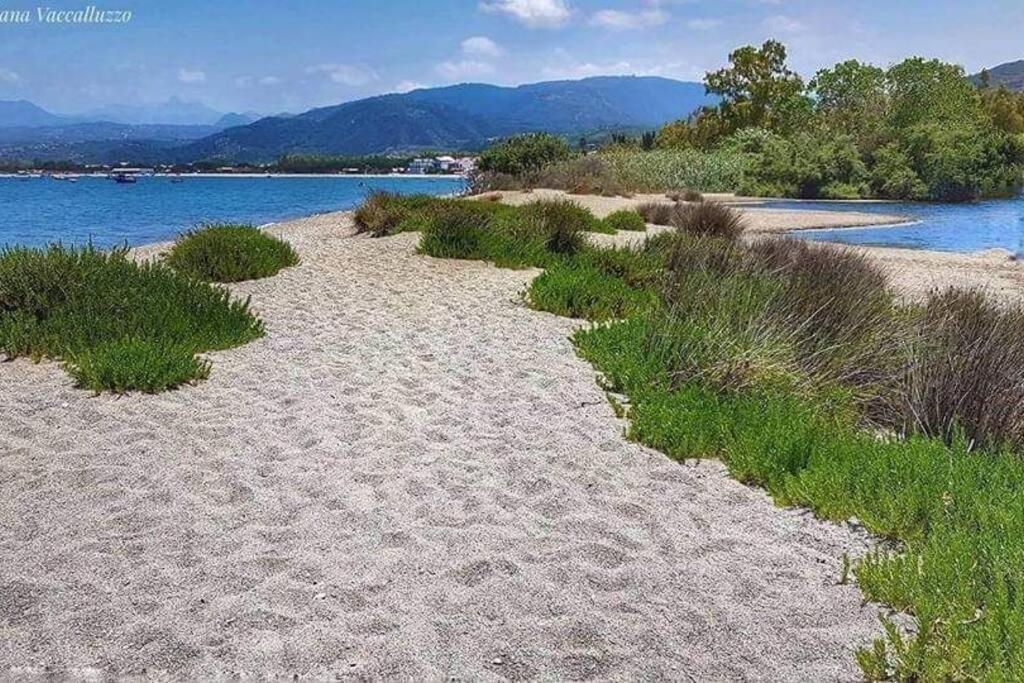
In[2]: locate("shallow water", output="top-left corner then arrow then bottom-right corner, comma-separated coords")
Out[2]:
766,196 -> 1024,254
0,175 -> 466,248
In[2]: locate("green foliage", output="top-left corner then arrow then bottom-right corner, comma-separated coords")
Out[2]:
598,148 -> 747,192
529,261 -> 655,321
477,133 -> 573,175
353,192 -> 440,236
165,224 -> 300,282
0,244 -> 263,393
704,40 -> 813,136
65,339 -> 210,394
650,42 -> 1024,201
602,209 -> 647,232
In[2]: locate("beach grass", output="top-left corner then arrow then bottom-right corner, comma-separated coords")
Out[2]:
602,208 -> 648,232
0,244 -> 263,393
358,190 -> 1024,680
165,224 -> 300,282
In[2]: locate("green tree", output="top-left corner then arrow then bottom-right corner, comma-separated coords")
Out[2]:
704,40 -> 812,136
810,60 -> 887,152
477,133 -> 572,175
885,58 -> 984,130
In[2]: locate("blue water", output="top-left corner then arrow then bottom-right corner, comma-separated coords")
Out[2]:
763,196 -> 1024,254
0,175 -> 466,248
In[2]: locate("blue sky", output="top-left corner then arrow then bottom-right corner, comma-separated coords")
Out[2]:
1,0 -> 1022,115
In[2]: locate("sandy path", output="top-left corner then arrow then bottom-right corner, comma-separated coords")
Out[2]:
1,213 -> 881,679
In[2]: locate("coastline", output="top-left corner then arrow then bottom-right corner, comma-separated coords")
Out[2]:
0,172 -> 466,179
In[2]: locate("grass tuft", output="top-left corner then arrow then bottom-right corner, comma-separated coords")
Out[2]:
165,224 -> 299,282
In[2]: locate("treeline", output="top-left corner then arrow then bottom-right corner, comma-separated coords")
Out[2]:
655,41 -> 1024,201
273,154 -> 414,173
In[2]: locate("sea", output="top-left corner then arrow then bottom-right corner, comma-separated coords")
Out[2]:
0,174 -> 466,248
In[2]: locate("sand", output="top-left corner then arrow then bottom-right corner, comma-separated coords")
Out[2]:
1,212 -> 884,679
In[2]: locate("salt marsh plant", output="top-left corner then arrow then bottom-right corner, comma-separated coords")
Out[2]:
0,244 -> 263,393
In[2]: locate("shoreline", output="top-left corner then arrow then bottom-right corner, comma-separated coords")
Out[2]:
0,172 -> 466,179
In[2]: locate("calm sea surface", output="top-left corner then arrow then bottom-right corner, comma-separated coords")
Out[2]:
0,175 -> 466,248
766,195 -> 1024,254
3,176 -> 1022,254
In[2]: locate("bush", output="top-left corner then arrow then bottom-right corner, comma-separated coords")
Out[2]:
901,289 -> 1024,450
602,209 -> 647,232
0,244 -> 263,393
515,199 -> 595,252
353,192 -> 438,236
636,202 -> 675,225
418,202 -> 493,261
529,262 -> 655,321
165,224 -> 299,282
65,339 -> 210,394
477,133 -> 573,175
670,201 -> 746,240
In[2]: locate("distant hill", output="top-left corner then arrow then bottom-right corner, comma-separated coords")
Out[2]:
0,100 -> 66,128
214,112 -> 260,129
971,59 -> 1024,91
77,96 -> 226,126
180,76 -> 714,162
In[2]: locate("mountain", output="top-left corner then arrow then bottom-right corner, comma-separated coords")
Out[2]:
180,76 -> 714,162
971,60 -> 1024,91
77,96 -> 226,126
214,112 -> 260,128
0,100 -> 67,128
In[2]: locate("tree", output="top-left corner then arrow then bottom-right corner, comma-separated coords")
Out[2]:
476,133 -> 572,175
885,58 -> 985,130
809,60 -> 887,152
704,40 -> 812,136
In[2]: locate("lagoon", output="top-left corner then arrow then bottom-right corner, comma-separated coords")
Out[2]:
770,196 -> 1024,255
0,175 -> 466,248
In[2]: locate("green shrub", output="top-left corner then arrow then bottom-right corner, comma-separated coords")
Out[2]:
529,262 -> 655,321
0,244 -> 263,393
418,203 -> 492,261
477,133 -> 573,175
515,199 -> 595,252
165,224 -> 299,282
65,339 -> 210,394
353,192 -> 439,236
602,209 -> 647,232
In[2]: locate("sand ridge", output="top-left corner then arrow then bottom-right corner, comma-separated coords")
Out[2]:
1,213 -> 882,679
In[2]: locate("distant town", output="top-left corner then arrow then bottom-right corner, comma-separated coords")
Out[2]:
0,154 -> 477,177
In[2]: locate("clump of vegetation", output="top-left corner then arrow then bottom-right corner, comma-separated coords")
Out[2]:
0,244 -> 263,393
655,41 -> 1024,201
636,202 -> 675,225
599,148 -> 747,193
529,261 -> 655,321
901,289 -> 1024,450
165,224 -> 299,282
602,209 -> 647,232
476,132 -> 573,176
353,191 -> 438,236
671,201 -> 746,240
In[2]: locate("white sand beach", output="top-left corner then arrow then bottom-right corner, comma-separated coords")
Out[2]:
0,210 -> 886,679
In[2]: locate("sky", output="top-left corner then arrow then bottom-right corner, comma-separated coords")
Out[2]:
0,0 -> 1022,115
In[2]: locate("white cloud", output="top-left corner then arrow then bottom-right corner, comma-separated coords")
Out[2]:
589,8 -> 668,30
462,35 -> 503,58
436,59 -> 496,81
0,67 -> 19,83
763,14 -> 805,33
305,63 -> 379,86
686,18 -> 720,30
177,68 -> 206,84
479,0 -> 571,28
258,75 -> 283,86
394,80 -> 427,93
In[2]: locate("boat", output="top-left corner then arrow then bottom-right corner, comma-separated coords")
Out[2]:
111,172 -> 137,184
